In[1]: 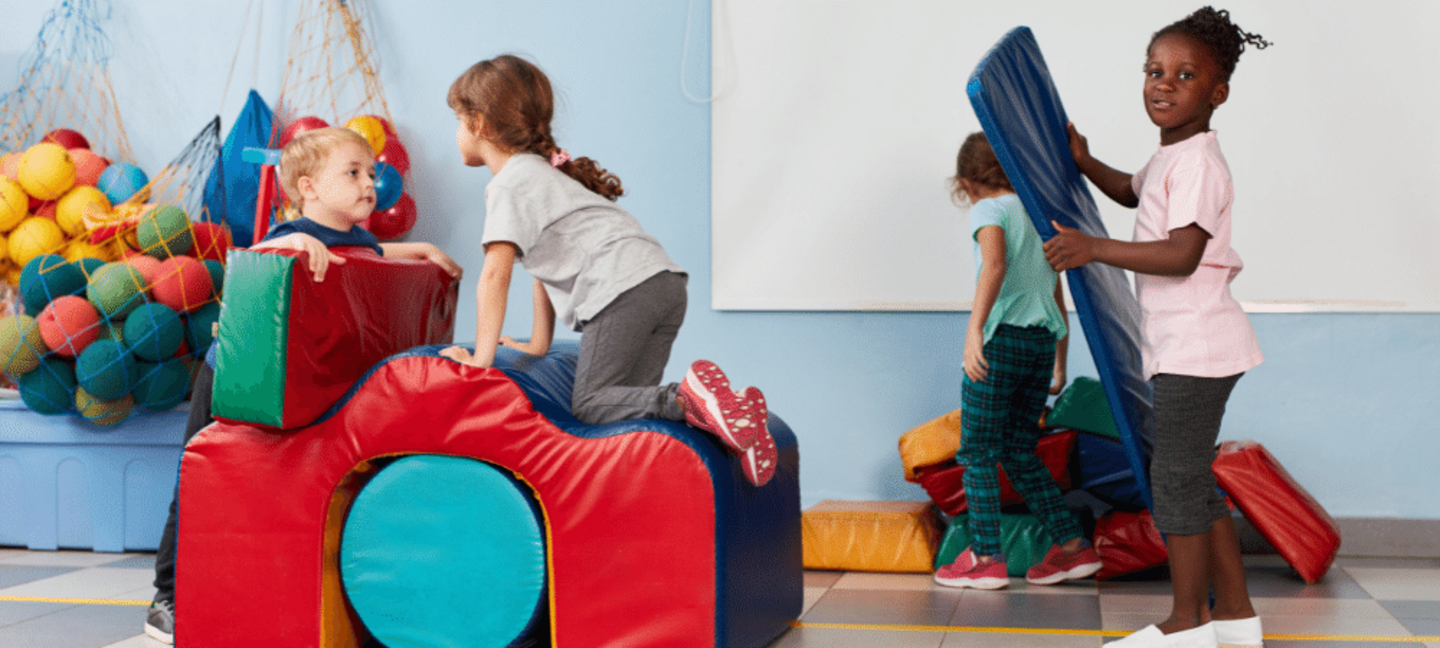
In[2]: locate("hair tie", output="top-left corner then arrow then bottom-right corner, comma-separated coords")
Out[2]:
550,149 -> 571,167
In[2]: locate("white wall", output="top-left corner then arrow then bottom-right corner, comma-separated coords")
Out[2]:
4,0 -> 1436,520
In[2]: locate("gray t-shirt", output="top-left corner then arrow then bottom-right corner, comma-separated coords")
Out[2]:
482,153 -> 683,331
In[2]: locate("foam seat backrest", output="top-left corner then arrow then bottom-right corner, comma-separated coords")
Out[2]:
211,247 -> 459,429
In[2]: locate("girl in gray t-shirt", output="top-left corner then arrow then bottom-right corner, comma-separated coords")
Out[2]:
437,55 -> 777,487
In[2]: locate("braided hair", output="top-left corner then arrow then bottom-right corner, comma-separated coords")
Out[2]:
1151,7 -> 1271,82
448,55 -> 624,200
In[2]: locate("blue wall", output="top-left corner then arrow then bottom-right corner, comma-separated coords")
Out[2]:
4,1 -> 1435,519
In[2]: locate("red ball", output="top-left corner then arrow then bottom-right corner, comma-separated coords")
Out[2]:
37,295 -> 101,357
70,148 -> 110,186
34,201 -> 57,220
376,136 -> 410,176
189,221 -> 232,263
125,255 -> 162,285
367,192 -> 416,240
278,116 -> 330,147
151,256 -> 214,313
43,129 -> 91,150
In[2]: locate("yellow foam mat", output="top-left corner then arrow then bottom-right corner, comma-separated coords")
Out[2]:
802,500 -> 942,573
898,409 -> 962,482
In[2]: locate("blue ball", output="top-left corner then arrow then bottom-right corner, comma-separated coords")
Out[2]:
97,162 -> 149,206
123,303 -> 184,362
19,254 -> 87,316
134,359 -> 189,411
76,339 -> 139,401
373,161 -> 403,211
18,357 -> 77,415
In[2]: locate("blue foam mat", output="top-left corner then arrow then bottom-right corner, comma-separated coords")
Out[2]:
966,27 -> 1154,510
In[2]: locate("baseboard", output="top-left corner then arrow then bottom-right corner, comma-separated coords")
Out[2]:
1235,515 -> 1440,558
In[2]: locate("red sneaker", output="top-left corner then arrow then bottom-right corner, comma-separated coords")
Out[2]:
1025,540 -> 1103,585
678,361 -> 775,486
934,547 -> 1008,590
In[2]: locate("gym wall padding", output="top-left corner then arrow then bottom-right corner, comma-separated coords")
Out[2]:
177,344 -> 802,648
210,247 -> 459,429
967,27 -> 1154,510
1213,440 -> 1340,584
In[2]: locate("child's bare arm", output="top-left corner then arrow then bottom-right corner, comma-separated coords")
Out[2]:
1068,123 -> 1138,208
439,242 -> 517,368
251,232 -> 346,282
964,226 -> 1007,384
378,242 -> 462,278
1045,221 -> 1209,276
1051,278 -> 1069,395
499,279 -> 555,356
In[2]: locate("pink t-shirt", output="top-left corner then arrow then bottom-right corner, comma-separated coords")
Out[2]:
1130,131 -> 1263,380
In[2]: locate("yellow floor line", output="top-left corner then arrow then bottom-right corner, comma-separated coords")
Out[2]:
794,621 -> 1440,643
0,596 -> 150,607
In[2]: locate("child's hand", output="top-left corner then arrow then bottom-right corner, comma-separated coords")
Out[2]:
1050,366 -> 1067,395
963,332 -> 989,383
439,345 -> 492,368
254,232 -> 346,281
1067,122 -> 1092,167
1044,221 -> 1096,271
498,336 -> 545,356
420,243 -> 462,278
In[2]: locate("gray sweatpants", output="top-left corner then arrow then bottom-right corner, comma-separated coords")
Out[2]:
571,271 -> 688,425
1148,372 -> 1244,535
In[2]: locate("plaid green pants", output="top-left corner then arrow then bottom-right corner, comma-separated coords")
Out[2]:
959,324 -> 1081,557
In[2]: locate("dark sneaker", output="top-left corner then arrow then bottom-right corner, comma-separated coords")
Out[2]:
1025,540 -> 1103,585
934,547 -> 1008,589
145,597 -> 174,644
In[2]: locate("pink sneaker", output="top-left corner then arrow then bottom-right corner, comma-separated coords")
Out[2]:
1025,540 -> 1103,585
934,547 -> 1008,589
678,361 -> 775,486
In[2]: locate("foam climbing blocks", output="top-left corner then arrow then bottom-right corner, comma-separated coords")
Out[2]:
898,408 -> 961,482
177,345 -> 801,648
1212,440 -> 1340,584
801,500 -> 942,573
210,247 -> 459,429
912,430 -> 1077,516
1093,509 -> 1168,580
933,512 -> 1055,577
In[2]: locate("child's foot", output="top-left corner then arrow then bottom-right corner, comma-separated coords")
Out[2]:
933,547 -> 1008,590
1106,623 -> 1216,647
1214,616 -> 1263,648
144,596 -> 175,644
1025,539 -> 1103,585
678,360 -> 775,486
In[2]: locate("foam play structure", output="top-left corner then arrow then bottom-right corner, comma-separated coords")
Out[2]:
177,248 -> 802,647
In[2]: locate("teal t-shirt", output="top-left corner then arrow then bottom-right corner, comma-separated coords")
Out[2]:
970,193 -> 1067,342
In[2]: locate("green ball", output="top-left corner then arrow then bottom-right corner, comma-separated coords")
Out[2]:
123,303 -> 183,362
203,259 -> 224,296
76,256 -> 107,278
137,205 -> 193,259
1,314 -> 47,376
76,339 -> 139,401
183,302 -> 220,357
75,387 -> 135,426
134,359 -> 188,411
18,357 -> 77,415
19,254 -> 86,315
87,262 -> 149,319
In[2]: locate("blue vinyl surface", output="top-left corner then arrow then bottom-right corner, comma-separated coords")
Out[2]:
966,27 -> 1154,510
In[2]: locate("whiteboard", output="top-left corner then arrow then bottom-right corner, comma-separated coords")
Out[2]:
711,0 -> 1440,312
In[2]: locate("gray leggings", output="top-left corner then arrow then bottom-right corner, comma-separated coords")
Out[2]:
571,271 -> 688,425
1149,372 -> 1243,535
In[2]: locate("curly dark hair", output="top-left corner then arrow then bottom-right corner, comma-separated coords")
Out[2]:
951,132 -> 1012,205
1150,7 -> 1270,82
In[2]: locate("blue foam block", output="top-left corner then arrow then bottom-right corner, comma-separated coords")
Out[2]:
966,27 -> 1154,509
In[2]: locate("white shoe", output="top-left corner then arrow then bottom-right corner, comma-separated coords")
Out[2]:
1214,616 -> 1263,648
1107,623 -> 1217,647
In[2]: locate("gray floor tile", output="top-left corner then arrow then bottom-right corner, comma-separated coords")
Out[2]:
949,591 -> 1102,630
804,570 -> 843,588
802,589 -> 963,626
770,625 -> 945,648
96,555 -> 157,571
0,600 -> 70,627
0,565 -> 78,590
0,603 -> 149,647
1381,600 -> 1440,620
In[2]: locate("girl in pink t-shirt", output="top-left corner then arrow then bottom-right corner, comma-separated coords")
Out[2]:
1044,7 -> 1270,648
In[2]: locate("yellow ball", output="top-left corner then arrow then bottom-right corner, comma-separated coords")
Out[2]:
0,231 -> 7,264
56,185 -> 111,236
8,217 -> 65,268
0,176 -> 27,232
1,314 -> 46,375
344,115 -> 387,156
63,235 -> 114,264
17,143 -> 77,201
75,387 -> 135,426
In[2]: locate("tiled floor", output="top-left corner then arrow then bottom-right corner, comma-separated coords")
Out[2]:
1,549 -> 1437,647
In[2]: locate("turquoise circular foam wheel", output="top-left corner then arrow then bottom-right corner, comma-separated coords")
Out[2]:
340,455 -> 548,647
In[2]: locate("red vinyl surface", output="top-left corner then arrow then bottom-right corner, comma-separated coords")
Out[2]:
1213,440 -> 1341,585
1093,509 -> 1168,580
914,430 -> 1077,516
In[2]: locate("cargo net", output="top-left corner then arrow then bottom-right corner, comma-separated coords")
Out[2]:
0,117 -> 228,425
267,0 -> 416,240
